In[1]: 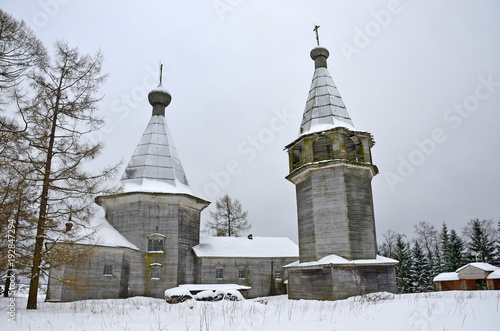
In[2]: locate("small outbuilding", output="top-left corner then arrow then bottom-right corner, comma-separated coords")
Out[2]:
433,263 -> 500,291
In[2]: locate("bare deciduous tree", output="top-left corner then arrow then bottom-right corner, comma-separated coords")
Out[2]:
0,9 -> 46,111
378,229 -> 399,258
413,221 -> 439,257
204,194 -> 251,237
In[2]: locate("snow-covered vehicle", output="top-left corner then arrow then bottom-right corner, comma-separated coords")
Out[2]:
164,286 -> 245,304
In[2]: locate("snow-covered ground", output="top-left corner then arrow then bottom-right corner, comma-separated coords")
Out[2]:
2,289 -> 499,330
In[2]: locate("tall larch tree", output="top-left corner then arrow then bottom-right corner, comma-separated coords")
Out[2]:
0,9 -> 47,298
24,42 -> 118,309
0,9 -> 46,109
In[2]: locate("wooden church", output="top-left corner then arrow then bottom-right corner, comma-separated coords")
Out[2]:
46,36 -> 396,302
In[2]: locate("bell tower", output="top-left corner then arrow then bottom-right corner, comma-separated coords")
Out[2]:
284,30 -> 396,301
286,44 -> 378,262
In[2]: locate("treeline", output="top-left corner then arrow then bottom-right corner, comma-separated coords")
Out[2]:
378,218 -> 500,293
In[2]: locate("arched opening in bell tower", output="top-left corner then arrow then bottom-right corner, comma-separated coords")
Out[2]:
313,136 -> 333,161
292,145 -> 302,169
345,136 -> 364,162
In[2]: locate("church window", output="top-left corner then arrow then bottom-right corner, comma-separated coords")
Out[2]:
238,268 -> 246,279
151,267 -> 160,279
103,264 -> 112,276
216,268 -> 224,280
274,269 -> 282,280
313,136 -> 333,161
150,263 -> 161,279
148,239 -> 164,252
147,233 -> 166,253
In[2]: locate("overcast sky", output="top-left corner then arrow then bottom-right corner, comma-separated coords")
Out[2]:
3,0 -> 500,244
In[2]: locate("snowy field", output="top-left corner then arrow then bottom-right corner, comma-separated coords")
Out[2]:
2,290 -> 499,330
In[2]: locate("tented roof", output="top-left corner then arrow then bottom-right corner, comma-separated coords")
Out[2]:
299,48 -> 356,136
120,85 -> 193,195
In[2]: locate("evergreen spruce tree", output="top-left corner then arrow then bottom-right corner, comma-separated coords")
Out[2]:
465,219 -> 495,263
440,222 -> 451,270
410,241 -> 430,292
393,235 -> 412,293
494,219 -> 500,265
446,229 -> 464,271
428,248 -> 440,290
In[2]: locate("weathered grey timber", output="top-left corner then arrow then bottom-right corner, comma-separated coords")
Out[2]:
287,263 -> 397,301
196,257 -> 295,298
287,156 -> 378,262
192,236 -> 298,298
95,192 -> 209,298
284,43 -> 397,301
45,78 -> 299,303
45,244 -> 136,302
286,48 -> 378,263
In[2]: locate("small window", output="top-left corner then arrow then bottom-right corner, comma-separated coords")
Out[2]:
103,264 -> 112,276
151,266 -> 160,279
148,238 -> 164,252
274,269 -> 281,280
216,268 -> 224,280
238,269 -> 246,279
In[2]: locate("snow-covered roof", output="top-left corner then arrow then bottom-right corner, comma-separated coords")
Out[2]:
433,272 -> 459,282
47,211 -> 138,251
284,254 -> 398,268
90,218 -> 138,250
192,236 -> 299,258
456,262 -> 499,273
487,269 -> 500,279
120,114 -> 192,195
178,284 -> 251,291
299,65 -> 356,137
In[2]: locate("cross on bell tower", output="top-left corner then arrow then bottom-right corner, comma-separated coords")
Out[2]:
313,24 -> 320,45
